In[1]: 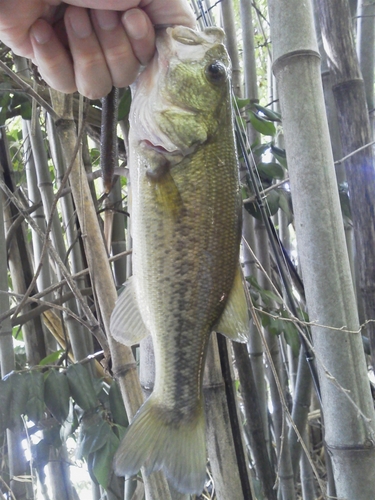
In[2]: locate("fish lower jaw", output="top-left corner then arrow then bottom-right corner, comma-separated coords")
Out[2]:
141,139 -> 172,154
139,139 -> 196,160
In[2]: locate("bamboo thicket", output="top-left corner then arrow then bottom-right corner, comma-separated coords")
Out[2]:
0,1 -> 374,499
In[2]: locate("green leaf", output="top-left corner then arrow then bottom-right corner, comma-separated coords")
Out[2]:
244,189 -> 280,220
5,371 -> 29,429
264,189 -> 280,216
44,369 -> 70,424
91,430 -> 119,489
39,350 -> 65,366
252,143 -> 271,158
246,275 -> 262,291
20,101 -> 32,120
257,161 -> 285,181
244,200 -> 262,220
66,364 -> 98,411
296,307 -> 309,323
234,96 -> 251,110
248,287 -> 260,304
253,103 -> 281,122
248,110 -> 276,136
43,424 -> 62,449
278,189 -> 293,225
268,316 -> 282,336
0,92 -> 11,126
283,320 -> 300,357
117,88 -> 131,121
261,289 -> 283,306
76,409 -> 112,460
24,371 -> 45,424
109,381 -> 128,428
9,92 -> 29,107
60,401 -> 79,441
93,377 -> 108,406
270,145 -> 288,168
12,325 -> 23,341
14,345 -> 27,371
338,183 -> 352,219
0,376 -> 12,433
259,310 -> 270,328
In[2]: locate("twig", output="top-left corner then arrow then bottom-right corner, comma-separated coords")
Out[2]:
249,301 -> 327,497
0,249 -> 132,325
0,60 -> 60,120
0,179 -> 109,353
0,289 -> 93,335
0,475 -> 17,500
334,140 -> 375,165
243,177 -> 290,204
11,117 -> 88,324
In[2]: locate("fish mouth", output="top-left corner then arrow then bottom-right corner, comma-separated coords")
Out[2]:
140,140 -> 181,156
140,139 -> 198,159
141,140 -> 172,153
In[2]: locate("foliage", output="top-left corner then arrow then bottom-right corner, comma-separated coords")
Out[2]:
0,362 -> 128,491
0,0 -> 370,498
247,275 -> 301,356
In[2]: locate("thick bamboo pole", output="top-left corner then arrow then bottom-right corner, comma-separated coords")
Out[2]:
268,0 -> 375,497
49,90 -> 171,500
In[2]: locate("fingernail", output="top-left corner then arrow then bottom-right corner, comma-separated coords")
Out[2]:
67,10 -> 92,39
31,20 -> 51,45
122,9 -> 148,40
94,10 -> 119,31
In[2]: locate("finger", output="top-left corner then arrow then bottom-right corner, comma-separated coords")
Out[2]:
63,0 -> 139,8
0,2 -> 57,59
121,8 -> 155,66
91,10 -> 141,88
64,6 -> 112,99
142,0 -> 196,29
30,19 -> 77,94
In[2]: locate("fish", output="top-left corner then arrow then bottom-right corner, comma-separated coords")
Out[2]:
110,25 -> 249,495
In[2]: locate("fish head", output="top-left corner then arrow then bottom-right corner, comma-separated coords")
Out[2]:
129,26 -> 232,163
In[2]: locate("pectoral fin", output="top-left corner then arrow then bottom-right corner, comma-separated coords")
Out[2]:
214,266 -> 250,343
146,160 -> 183,218
110,277 -> 150,346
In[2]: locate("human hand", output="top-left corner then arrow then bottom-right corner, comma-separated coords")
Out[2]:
0,1 -> 196,99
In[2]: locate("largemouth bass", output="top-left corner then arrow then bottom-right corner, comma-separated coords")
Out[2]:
110,25 -> 249,495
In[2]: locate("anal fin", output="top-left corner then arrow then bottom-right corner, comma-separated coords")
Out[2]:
110,277 -> 150,346
214,266 -> 250,343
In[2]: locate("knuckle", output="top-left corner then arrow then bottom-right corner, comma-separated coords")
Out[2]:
78,80 -> 112,100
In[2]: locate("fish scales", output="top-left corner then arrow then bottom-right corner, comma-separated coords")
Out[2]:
135,136 -> 241,395
110,25 -> 249,495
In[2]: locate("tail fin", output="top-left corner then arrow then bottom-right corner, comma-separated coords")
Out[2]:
113,395 -> 206,495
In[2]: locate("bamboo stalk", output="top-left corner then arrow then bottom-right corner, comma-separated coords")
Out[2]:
268,0 -> 375,497
204,334 -> 251,500
288,345 -> 313,476
0,131 -> 47,365
49,90 -> 172,500
0,186 -> 32,499
254,219 -> 296,500
232,341 -> 277,500
46,115 -> 94,358
0,64 -> 102,127
239,0 -> 271,464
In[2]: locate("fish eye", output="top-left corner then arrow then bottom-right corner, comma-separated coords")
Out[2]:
205,61 -> 227,84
